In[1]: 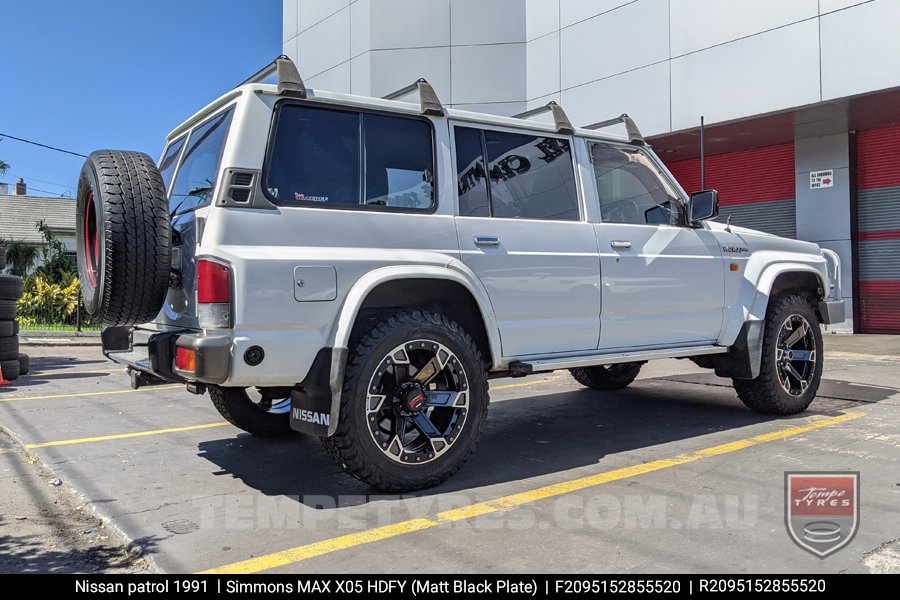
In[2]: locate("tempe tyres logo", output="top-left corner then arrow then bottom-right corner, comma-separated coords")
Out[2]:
785,472 -> 859,558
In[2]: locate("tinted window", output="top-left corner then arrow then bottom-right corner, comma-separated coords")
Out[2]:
265,105 -> 435,211
266,105 -> 360,205
590,143 -> 682,226
454,127 -> 489,217
364,114 -> 433,209
158,136 -> 185,193
484,130 -> 578,221
169,108 -> 234,215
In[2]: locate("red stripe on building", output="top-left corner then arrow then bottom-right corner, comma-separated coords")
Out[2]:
858,229 -> 900,241
857,123 -> 900,190
665,143 -> 795,206
857,281 -> 900,333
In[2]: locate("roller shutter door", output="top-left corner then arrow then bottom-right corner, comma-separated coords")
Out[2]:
665,143 -> 796,239
856,124 -> 900,333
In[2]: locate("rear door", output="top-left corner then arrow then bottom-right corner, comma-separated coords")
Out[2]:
452,125 -> 601,357
157,106 -> 235,330
586,142 -> 725,350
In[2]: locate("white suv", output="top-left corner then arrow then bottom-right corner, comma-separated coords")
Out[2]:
76,57 -> 844,491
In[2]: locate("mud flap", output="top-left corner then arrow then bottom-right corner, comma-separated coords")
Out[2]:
714,320 -> 764,379
290,347 -> 347,436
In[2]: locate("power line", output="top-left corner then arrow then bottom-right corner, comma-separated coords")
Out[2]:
28,186 -> 71,197
0,132 -> 88,158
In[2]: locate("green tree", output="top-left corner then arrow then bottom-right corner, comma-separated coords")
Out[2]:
34,220 -> 76,284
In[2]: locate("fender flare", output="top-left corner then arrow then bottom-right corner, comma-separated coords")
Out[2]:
330,262 -> 502,367
748,264 -> 825,321
290,263 -> 502,437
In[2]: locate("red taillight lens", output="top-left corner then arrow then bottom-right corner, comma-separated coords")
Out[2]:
197,259 -> 231,304
175,347 -> 196,372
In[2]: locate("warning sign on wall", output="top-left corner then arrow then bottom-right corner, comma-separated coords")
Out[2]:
810,170 -> 834,189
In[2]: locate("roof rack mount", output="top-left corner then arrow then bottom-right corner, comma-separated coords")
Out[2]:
582,113 -> 644,145
239,55 -> 307,99
513,102 -> 575,135
382,79 -> 445,117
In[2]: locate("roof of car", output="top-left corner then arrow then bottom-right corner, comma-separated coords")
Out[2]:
166,84 -> 633,145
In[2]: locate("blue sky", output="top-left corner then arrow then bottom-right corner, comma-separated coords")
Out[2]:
0,0 -> 281,197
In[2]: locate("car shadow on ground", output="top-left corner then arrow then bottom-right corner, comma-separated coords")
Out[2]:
194,378 -> 885,509
0,355 -> 115,391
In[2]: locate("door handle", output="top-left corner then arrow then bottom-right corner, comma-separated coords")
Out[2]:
474,236 -> 500,247
610,240 -> 632,250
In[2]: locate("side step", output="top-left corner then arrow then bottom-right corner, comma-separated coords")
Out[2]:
509,345 -> 728,376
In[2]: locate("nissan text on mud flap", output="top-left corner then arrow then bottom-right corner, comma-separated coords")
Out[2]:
75,56 -> 845,492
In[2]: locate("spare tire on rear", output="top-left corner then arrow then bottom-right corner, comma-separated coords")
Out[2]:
76,150 -> 171,327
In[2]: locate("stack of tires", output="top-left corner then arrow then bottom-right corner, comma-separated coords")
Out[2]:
0,248 -> 29,381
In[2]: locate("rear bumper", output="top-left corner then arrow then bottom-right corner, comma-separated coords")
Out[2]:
818,300 -> 846,324
103,326 -> 231,385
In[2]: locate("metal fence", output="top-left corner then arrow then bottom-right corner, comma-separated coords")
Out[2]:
16,288 -> 101,334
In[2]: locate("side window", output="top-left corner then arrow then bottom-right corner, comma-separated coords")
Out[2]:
364,114 -> 433,209
158,136 -> 186,193
590,142 -> 682,226
169,108 -> 234,215
484,130 -> 578,221
266,106 -> 359,205
265,104 -> 435,211
454,127 -> 489,217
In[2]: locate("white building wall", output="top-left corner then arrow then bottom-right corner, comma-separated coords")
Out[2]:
284,0 -> 900,132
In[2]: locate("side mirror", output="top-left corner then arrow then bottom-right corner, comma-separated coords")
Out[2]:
689,190 -> 718,222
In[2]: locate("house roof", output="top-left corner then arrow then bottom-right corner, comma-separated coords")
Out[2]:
0,195 -> 76,244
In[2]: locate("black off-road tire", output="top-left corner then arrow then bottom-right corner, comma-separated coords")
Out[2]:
0,358 -> 19,381
0,321 -> 14,338
323,311 -> 489,492
0,335 -> 18,361
12,321 -> 18,336
733,294 -> 823,415
0,275 -> 23,300
570,362 -> 643,391
209,386 -> 294,438
0,301 -> 16,321
76,150 -> 171,327
17,353 -> 29,376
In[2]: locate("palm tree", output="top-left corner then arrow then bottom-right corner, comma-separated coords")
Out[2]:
0,158 -> 8,176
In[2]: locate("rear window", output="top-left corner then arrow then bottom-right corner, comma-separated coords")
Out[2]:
265,104 -> 435,211
158,136 -> 185,192
168,107 -> 234,216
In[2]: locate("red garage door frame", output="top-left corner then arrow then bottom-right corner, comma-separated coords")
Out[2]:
855,123 -> 900,334
665,143 -> 796,239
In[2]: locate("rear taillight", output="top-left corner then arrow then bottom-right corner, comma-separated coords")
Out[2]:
175,347 -> 196,372
197,258 -> 232,328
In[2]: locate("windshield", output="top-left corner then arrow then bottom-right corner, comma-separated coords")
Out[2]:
168,107 -> 234,216
590,143 -> 683,226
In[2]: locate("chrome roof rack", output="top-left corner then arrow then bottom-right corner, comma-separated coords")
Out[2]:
582,113 -> 644,145
240,55 -> 307,99
382,79 -> 445,116
513,102 -> 575,135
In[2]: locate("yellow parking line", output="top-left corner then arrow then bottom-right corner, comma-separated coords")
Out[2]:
25,422 -> 231,449
0,448 -> 13,455
31,368 -> 123,376
827,351 -> 900,361
492,376 -> 562,391
0,385 -> 182,403
199,411 -> 863,574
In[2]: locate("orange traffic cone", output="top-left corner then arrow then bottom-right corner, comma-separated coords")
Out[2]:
0,362 -> 9,386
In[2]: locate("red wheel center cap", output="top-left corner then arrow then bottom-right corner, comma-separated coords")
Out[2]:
405,388 -> 426,412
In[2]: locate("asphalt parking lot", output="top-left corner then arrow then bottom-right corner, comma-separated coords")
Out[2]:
1,334 -> 899,574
